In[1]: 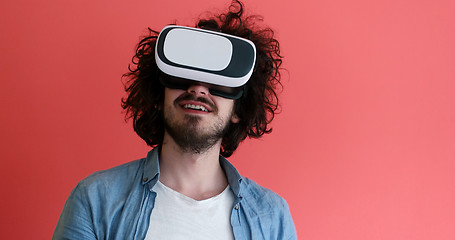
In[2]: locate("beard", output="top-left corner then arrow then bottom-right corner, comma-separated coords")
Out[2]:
162,94 -> 233,154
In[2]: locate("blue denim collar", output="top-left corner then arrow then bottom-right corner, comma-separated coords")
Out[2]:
141,148 -> 160,188
141,147 -> 244,198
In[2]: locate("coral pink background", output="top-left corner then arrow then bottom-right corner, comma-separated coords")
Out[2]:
1,0 -> 454,239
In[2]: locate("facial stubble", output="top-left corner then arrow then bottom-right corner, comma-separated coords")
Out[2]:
162,96 -> 233,154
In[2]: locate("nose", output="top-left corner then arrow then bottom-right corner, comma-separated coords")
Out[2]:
187,84 -> 209,97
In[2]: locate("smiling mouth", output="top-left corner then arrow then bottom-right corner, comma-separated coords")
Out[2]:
182,104 -> 209,112
174,93 -> 216,113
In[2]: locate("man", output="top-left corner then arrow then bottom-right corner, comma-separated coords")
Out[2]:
53,1 -> 296,239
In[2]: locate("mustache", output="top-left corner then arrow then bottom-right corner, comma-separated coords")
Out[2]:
174,93 -> 217,111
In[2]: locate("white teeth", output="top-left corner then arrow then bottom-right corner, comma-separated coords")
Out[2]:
183,104 -> 208,112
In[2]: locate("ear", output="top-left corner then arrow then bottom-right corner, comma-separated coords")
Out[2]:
155,103 -> 162,111
231,114 -> 240,124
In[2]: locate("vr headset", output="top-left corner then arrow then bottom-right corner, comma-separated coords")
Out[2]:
155,25 -> 256,99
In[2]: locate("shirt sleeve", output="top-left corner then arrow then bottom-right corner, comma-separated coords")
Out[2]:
281,198 -> 298,240
53,183 -> 97,240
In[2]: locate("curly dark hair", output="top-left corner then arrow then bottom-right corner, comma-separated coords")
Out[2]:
122,0 -> 283,157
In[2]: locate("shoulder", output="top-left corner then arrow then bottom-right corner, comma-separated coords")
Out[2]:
54,158 -> 149,239
239,178 -> 297,239
75,158 -> 146,196
241,178 -> 290,213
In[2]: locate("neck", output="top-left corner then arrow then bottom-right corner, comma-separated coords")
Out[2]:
158,132 -> 228,201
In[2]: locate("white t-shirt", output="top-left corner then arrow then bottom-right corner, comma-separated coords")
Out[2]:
144,181 -> 235,240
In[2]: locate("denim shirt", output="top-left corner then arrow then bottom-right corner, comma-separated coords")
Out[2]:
53,148 -> 297,240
